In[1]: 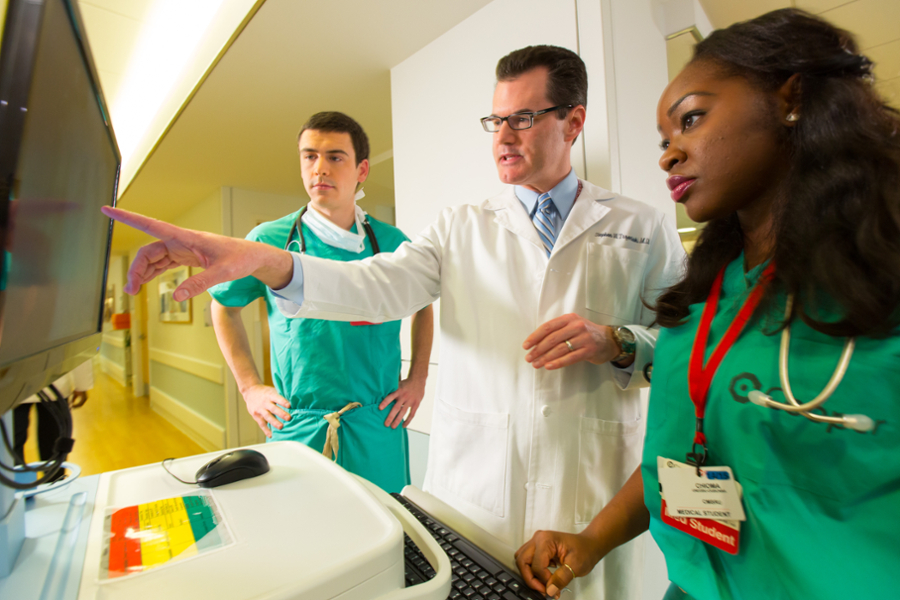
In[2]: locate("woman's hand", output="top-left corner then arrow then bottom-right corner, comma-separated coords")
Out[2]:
514,530 -> 603,599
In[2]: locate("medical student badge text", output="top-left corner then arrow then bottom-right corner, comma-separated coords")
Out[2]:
658,458 -> 745,555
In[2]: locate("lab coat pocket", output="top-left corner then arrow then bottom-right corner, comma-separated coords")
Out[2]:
585,244 -> 649,323
574,416 -> 643,524
431,399 -> 509,518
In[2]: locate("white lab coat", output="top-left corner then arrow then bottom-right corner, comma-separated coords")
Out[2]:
277,180 -> 685,599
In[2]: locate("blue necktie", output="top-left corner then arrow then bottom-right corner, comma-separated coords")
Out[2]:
533,192 -> 558,257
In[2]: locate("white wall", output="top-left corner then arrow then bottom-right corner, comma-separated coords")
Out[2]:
605,0 -> 676,214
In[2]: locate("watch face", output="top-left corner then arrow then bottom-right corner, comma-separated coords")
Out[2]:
617,327 -> 636,344
615,327 -> 636,356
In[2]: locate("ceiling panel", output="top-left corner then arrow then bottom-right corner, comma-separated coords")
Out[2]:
80,0 -> 156,22
795,0 -> 858,13
696,0 -> 790,29
77,2 -> 143,77
820,0 -> 900,50
875,77 -> 900,107
868,39 -> 900,82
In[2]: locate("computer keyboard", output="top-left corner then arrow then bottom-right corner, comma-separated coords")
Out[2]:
392,493 -> 545,600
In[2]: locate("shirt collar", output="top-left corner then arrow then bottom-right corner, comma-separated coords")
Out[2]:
514,168 -> 579,221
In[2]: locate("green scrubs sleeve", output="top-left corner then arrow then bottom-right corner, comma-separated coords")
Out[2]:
207,225 -> 273,307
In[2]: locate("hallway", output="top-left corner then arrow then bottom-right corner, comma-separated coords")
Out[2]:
20,361 -> 206,476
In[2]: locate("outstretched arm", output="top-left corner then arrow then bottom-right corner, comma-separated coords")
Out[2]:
102,207 -> 294,299
515,466 -> 649,598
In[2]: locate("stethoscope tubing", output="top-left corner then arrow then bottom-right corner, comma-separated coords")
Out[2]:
285,205 -> 380,255
747,294 -> 871,431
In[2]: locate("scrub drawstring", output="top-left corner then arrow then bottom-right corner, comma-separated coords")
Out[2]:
321,402 -> 362,461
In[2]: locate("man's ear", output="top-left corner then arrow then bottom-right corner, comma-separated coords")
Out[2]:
565,105 -> 586,143
777,74 -> 802,125
357,158 -> 370,185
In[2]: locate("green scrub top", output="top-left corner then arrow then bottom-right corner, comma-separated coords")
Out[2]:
209,208 -> 412,493
643,254 -> 900,600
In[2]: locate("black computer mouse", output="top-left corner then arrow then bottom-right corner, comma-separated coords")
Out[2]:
195,449 -> 270,488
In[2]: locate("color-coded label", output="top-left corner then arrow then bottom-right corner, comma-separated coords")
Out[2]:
102,493 -> 229,580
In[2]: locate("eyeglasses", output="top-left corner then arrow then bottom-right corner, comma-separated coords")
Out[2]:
480,105 -> 573,132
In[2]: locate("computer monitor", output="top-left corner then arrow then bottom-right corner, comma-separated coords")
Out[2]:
0,0 -> 120,417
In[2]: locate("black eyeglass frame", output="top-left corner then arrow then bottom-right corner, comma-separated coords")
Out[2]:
480,104 -> 574,132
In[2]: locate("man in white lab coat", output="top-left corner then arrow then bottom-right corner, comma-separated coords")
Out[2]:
106,46 -> 684,599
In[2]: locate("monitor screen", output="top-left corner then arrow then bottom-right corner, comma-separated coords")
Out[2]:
0,0 -> 118,408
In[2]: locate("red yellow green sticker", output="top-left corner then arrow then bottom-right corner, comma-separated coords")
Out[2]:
101,492 -> 231,580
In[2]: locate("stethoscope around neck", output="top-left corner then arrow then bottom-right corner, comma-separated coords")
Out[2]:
642,294 -> 874,432
285,205 -> 380,254
746,294 -> 874,432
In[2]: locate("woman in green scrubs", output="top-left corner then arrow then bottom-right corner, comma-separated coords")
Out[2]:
514,9 -> 900,599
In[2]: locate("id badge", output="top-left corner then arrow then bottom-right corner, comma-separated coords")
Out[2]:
657,457 -> 746,520
658,457 -> 742,555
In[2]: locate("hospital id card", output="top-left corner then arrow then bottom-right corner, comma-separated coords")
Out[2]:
657,457 -> 746,521
658,458 -> 742,555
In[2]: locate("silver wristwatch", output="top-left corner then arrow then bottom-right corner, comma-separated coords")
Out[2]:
611,326 -> 636,363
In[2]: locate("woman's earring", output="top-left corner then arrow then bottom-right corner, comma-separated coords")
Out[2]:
786,113 -> 799,122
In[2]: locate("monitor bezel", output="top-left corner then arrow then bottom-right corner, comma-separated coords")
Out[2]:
0,0 -> 120,413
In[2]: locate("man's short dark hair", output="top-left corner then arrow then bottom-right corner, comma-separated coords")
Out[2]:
297,111 -> 370,165
495,45 -> 587,118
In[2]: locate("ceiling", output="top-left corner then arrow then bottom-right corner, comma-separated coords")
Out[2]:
79,0 -> 494,251
77,0 -> 897,251
697,0 -> 899,106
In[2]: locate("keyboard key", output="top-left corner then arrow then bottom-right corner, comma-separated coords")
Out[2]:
497,572 -> 512,583
462,588 -> 477,598
485,576 -> 497,586
454,539 -> 506,577
508,581 -> 521,593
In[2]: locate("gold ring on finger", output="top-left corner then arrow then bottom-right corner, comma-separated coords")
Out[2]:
564,339 -> 575,352
563,563 -> 576,578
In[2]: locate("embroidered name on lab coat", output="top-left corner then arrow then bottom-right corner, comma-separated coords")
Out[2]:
595,232 -> 650,245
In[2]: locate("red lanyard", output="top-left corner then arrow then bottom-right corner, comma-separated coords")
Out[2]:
686,262 -> 775,466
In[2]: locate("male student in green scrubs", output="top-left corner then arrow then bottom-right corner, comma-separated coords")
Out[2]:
209,112 -> 433,493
